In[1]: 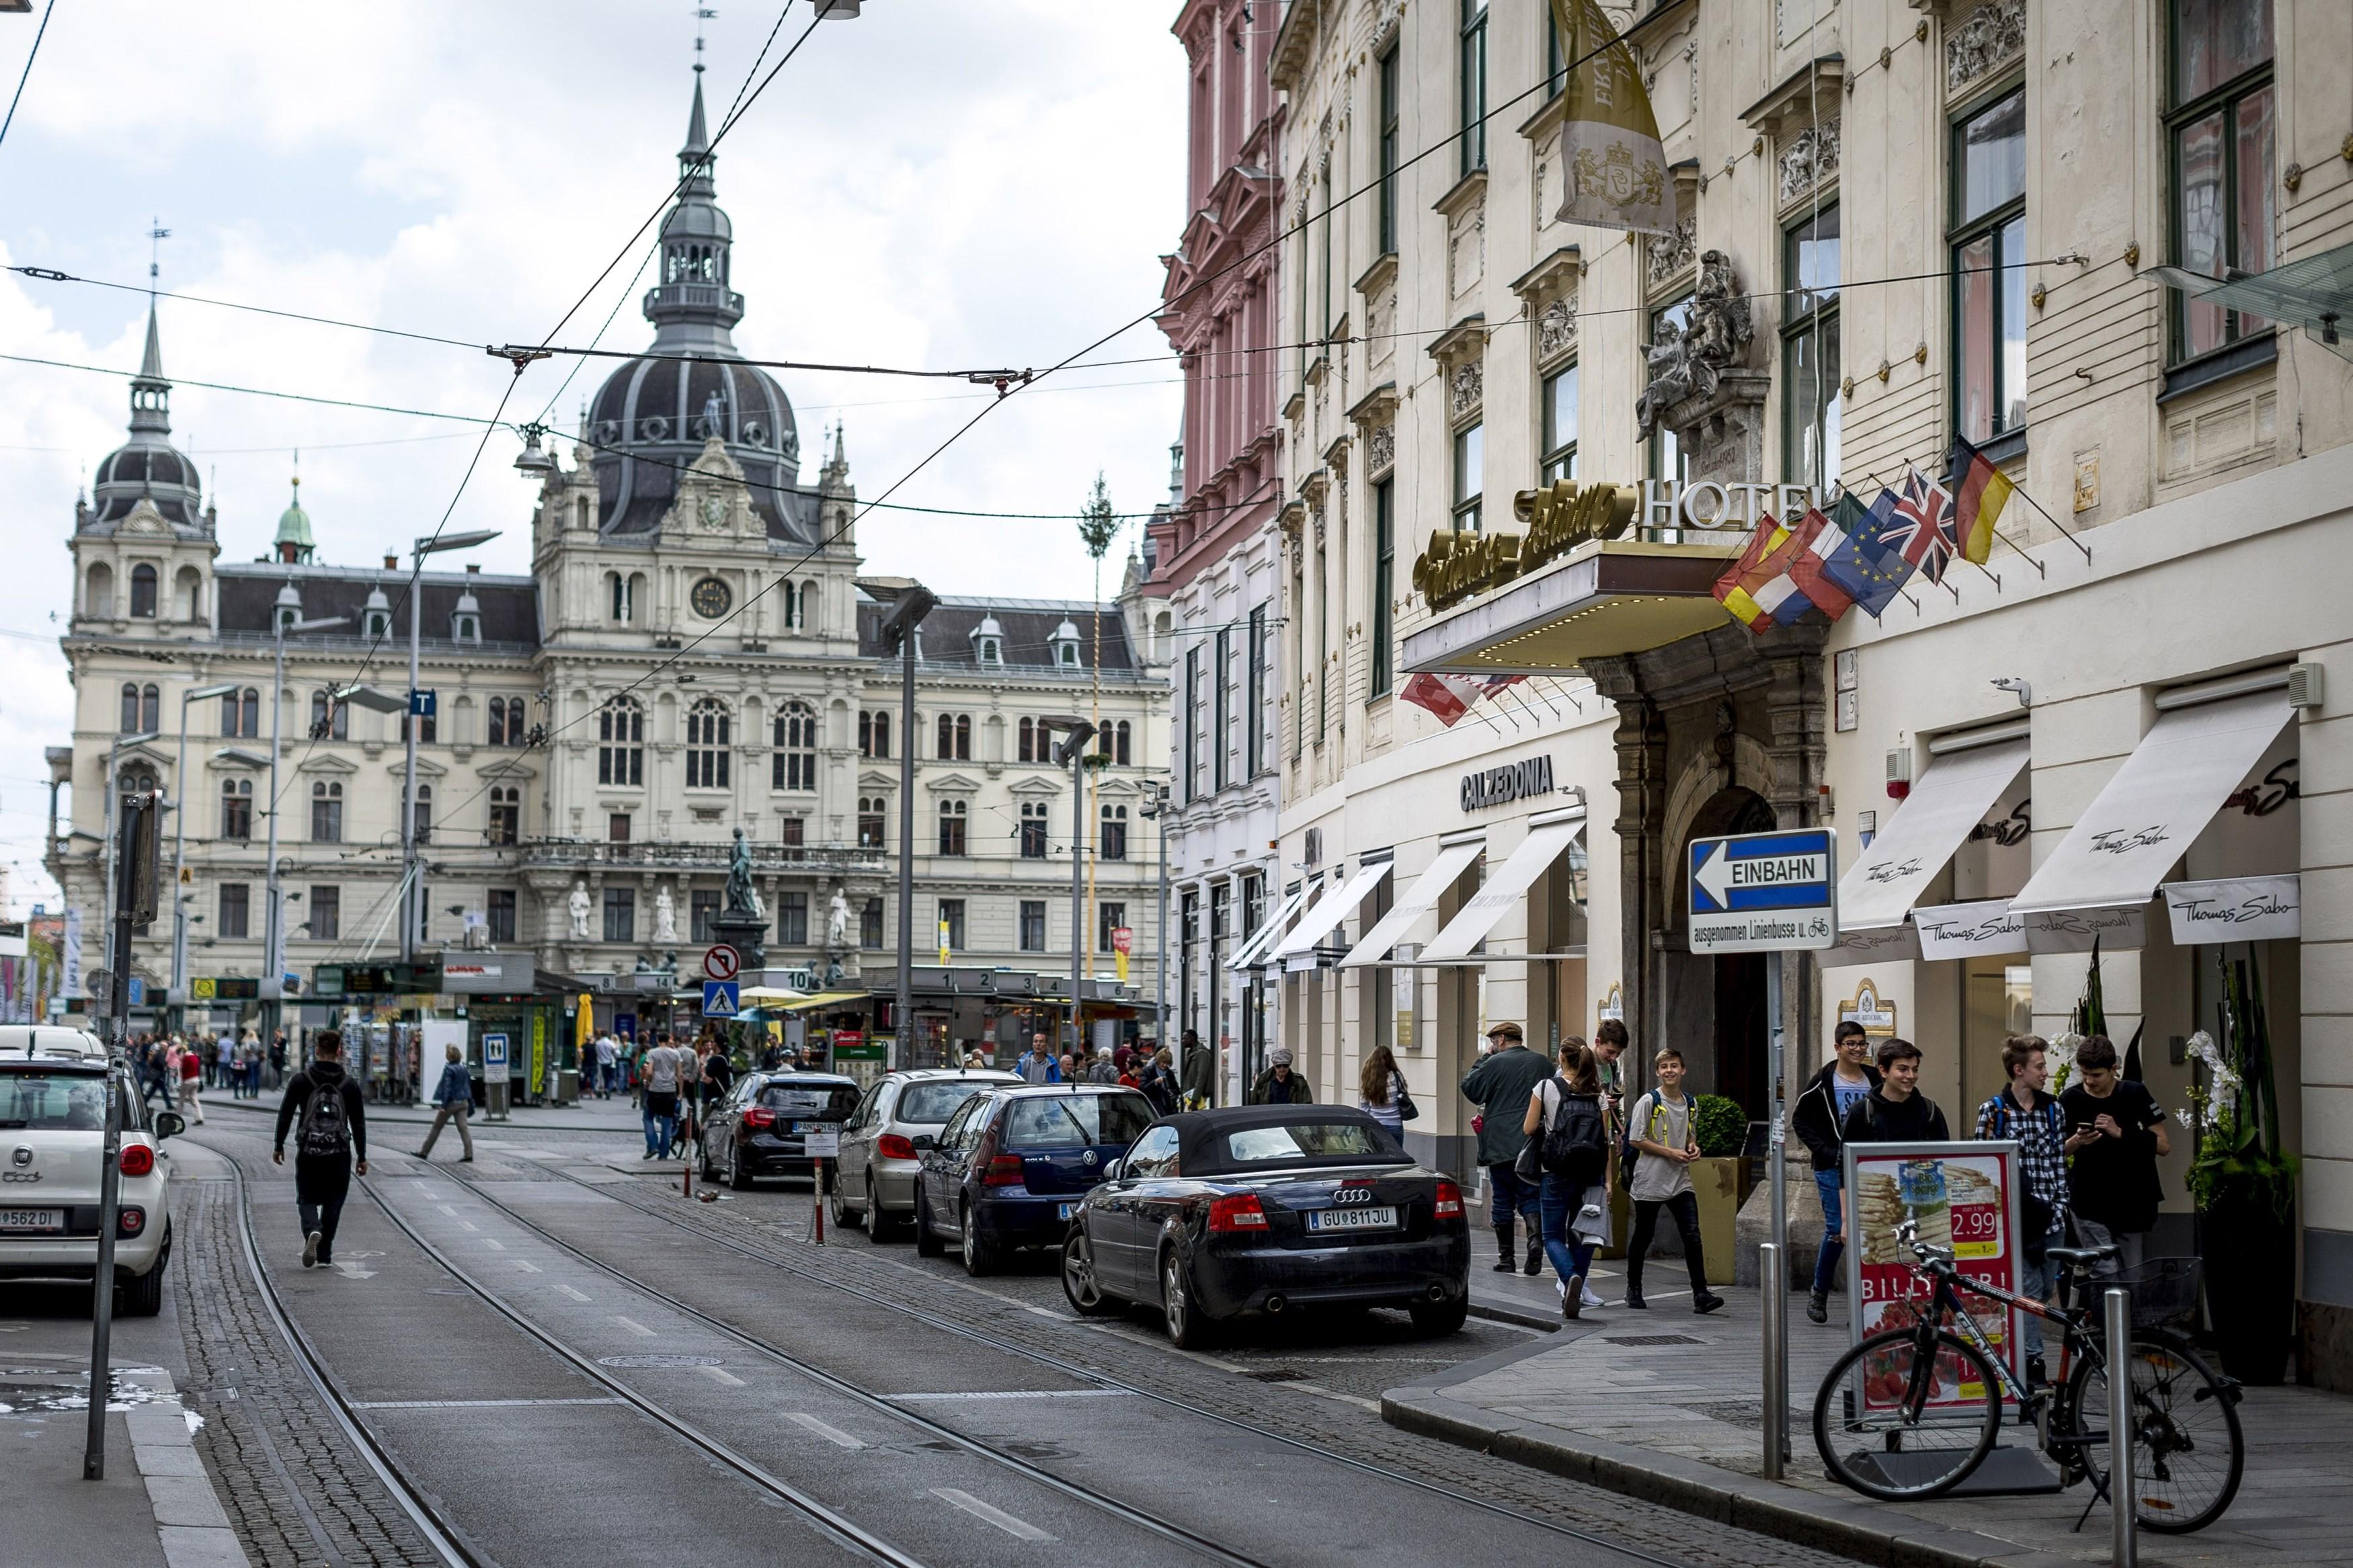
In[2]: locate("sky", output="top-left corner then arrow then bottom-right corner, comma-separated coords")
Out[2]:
0,0 -> 1191,909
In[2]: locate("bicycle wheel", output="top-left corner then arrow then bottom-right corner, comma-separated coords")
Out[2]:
1813,1325 -> 2003,1501
2067,1329 -> 2244,1534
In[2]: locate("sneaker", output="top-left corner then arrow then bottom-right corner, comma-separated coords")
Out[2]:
1523,1238 -> 1544,1276
1624,1288 -> 1648,1310
1807,1288 -> 1829,1325
1694,1293 -> 1726,1315
301,1231 -> 321,1270
1581,1282 -> 1605,1310
1563,1274 -> 1585,1321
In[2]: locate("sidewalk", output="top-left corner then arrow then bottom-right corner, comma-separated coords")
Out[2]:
212,1089 -> 649,1132
1388,1282 -> 2353,1568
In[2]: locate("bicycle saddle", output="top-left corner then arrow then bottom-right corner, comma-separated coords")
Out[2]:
2044,1244 -> 2118,1264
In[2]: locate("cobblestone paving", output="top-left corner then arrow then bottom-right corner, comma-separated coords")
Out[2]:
483,1153 -> 1854,1568
171,1165 -> 443,1567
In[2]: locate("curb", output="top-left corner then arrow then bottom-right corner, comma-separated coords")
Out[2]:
1466,1296 -> 1561,1333
1380,1387 -> 2081,1568
118,1368 -> 253,1568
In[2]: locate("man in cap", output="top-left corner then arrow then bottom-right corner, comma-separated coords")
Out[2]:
1250,1046 -> 1313,1104
1460,1021 -> 1554,1275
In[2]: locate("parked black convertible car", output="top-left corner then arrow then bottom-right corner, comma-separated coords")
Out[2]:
1059,1104 -> 1471,1347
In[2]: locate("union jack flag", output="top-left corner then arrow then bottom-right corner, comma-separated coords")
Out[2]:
1883,465 -> 1958,583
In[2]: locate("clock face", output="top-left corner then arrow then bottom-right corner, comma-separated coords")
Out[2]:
690,576 -> 732,618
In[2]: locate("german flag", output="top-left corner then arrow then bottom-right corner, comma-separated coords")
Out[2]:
1945,433 -> 2014,566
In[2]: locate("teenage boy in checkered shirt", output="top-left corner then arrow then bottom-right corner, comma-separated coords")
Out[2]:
1974,1034 -> 2069,1387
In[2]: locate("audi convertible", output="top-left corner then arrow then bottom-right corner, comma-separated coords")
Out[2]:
1059,1105 -> 1470,1347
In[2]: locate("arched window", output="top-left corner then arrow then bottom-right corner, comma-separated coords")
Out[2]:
936,713 -> 971,761
140,684 -> 159,733
309,690 -> 348,741
128,564 -> 158,618
800,581 -> 818,630
598,696 -> 644,786
1019,801 -> 1049,859
85,562 -> 114,619
120,682 -> 141,733
608,571 -> 633,623
488,696 -> 510,746
311,780 -> 344,842
1018,716 -> 1037,762
488,785 -> 520,845
220,778 -> 253,840
859,710 -> 890,759
1101,802 -> 1129,861
576,496 -> 591,530
1115,720 -> 1132,765
781,581 -> 799,630
411,784 -> 434,845
686,698 -> 731,788
120,766 -> 159,804
856,796 -> 886,848
772,701 -> 817,790
936,798 -> 967,856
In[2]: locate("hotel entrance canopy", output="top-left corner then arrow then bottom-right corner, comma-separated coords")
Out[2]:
1402,538 -> 1740,675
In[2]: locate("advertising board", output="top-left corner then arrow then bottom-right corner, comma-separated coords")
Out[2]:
1843,1140 -> 2025,1413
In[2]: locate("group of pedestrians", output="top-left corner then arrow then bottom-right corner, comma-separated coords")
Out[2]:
130,1028 -> 286,1122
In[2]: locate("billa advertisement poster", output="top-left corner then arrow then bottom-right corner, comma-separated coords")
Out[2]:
1842,1141 -> 2024,1411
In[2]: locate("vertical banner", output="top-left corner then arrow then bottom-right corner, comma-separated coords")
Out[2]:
1844,1141 -> 2025,1411
1548,0 -> 1675,236
63,908 -> 82,1003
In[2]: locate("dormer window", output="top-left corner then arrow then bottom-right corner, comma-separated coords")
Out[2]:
451,587 -> 483,645
363,585 -> 393,642
980,638 -> 1002,664
1050,617 -> 1082,669
969,612 -> 1005,667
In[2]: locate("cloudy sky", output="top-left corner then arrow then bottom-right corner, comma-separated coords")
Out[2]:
0,0 -> 1189,907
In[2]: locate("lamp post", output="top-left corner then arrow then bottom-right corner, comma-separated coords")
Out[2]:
170,684 -> 241,1007
399,530 -> 500,963
1049,720 -> 1097,1055
876,585 -> 937,1070
264,602 -> 347,1046
1137,782 -> 1170,1061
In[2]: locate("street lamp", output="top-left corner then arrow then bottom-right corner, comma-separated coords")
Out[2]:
170,683 -> 241,1005
265,606 -> 347,1046
1049,718 -> 1097,1056
1137,781 -> 1171,1071
401,531 -> 500,963
877,583 -> 937,1069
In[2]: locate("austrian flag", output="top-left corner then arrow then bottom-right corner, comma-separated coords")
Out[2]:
1400,672 -> 1485,727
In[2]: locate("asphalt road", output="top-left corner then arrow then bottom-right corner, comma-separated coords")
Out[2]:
159,1119 -> 1856,1568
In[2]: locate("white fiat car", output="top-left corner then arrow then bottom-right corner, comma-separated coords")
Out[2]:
0,1028 -> 179,1314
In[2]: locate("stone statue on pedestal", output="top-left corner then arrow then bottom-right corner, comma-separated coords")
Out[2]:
724,828 -> 762,918
653,885 -> 678,944
567,881 -> 592,940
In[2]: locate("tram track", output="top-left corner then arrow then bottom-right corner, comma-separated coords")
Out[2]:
450,1156 -> 1705,1568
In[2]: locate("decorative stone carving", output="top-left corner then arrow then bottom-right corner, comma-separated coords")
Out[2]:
1778,120 -> 1841,205
1537,296 -> 1578,361
1645,216 -> 1697,292
1449,360 -> 1484,419
1946,0 -> 2025,95
1636,250 -> 1755,440
1687,41 -> 1699,112
1367,423 -> 1395,477
653,884 -> 678,943
1449,206 -> 1486,298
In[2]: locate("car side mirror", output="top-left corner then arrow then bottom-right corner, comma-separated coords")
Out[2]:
1101,1157 -> 1123,1181
911,1133 -> 936,1152
153,1110 -> 185,1141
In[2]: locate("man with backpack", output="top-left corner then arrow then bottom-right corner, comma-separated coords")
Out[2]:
1460,1021 -> 1553,1277
272,1030 -> 369,1269
1975,1034 -> 2070,1383
1623,1047 -> 1725,1314
1792,1020 -> 1881,1325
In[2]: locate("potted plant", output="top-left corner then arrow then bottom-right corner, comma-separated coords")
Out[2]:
1689,1094 -> 1747,1286
2189,951 -> 2298,1383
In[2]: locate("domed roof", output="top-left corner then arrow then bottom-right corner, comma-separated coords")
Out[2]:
89,303 -> 206,531
582,72 -> 815,544
275,477 -> 313,551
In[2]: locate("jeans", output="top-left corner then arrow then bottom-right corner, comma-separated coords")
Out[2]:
1486,1161 -> 1542,1246
297,1192 -> 348,1260
1628,1191 -> 1710,1298
644,1096 -> 678,1157
1812,1171 -> 1845,1294
1540,1172 -> 1600,1288
2018,1218 -> 2069,1359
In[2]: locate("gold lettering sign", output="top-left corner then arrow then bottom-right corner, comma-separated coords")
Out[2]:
1410,482 -> 1640,610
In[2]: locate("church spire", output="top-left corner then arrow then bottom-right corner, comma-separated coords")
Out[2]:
128,298 -> 171,438
678,68 -> 715,196
644,69 -> 742,354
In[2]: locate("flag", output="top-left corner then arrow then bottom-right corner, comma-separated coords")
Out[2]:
1819,488 -> 1915,617
1745,518 -> 1823,628
1784,507 -> 1855,620
1548,0 -> 1675,236
1945,433 -> 2013,565
1712,518 -> 1788,626
1883,466 -> 1958,583
1400,672 -> 1484,727
1479,675 -> 1526,698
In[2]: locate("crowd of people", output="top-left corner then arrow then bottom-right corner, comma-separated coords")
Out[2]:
128,1027 -> 288,1123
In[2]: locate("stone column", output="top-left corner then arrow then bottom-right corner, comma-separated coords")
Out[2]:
1585,656 -> 1667,1058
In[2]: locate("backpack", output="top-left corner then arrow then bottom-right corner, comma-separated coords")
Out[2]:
1536,1080 -> 1609,1183
297,1078 -> 352,1159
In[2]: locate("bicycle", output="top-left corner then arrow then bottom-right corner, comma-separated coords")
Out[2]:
1812,1218 -> 2244,1532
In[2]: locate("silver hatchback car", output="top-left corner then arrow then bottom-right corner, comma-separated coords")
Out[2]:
830,1068 -> 1019,1241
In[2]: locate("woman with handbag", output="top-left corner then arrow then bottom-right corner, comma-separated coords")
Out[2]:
1521,1040 -> 1610,1320
1358,1046 -> 1416,1139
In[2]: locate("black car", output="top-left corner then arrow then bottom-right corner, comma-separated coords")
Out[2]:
699,1071 -> 861,1189
912,1085 -> 1156,1276
1060,1104 -> 1471,1347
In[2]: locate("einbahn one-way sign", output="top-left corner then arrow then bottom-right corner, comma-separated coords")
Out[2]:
1687,827 -> 1838,952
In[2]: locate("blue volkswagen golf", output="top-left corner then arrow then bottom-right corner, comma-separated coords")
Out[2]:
912,1084 -> 1155,1276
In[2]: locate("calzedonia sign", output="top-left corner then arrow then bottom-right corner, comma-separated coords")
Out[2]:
1462,754 -> 1556,813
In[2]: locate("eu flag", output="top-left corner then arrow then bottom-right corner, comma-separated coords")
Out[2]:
1818,488 -> 1914,618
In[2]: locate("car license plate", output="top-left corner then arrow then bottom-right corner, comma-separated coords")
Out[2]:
1308,1206 -> 1397,1233
1056,1202 -> 1075,1220
0,1209 -> 61,1231
776,1121 -> 797,1134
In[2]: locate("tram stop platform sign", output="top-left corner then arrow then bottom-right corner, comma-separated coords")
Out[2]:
1688,827 -> 1838,952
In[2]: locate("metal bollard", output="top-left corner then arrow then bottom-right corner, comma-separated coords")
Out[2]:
1761,1241 -> 1785,1479
2106,1286 -> 2136,1567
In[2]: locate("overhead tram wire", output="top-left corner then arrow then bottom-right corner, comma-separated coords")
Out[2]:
0,0 -> 56,157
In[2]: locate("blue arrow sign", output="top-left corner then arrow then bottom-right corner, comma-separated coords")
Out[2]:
1688,828 -> 1837,952
702,979 -> 740,1018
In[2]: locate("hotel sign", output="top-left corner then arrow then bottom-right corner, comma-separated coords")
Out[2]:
1461,754 -> 1556,813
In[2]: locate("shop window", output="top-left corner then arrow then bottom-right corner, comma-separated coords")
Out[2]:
1784,204 -> 1842,491
2167,0 -> 2274,362
1952,89 -> 2026,442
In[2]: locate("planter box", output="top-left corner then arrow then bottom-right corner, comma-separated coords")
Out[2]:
1691,1156 -> 1739,1286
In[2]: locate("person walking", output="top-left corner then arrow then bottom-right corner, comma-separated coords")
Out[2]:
1016,1034 -> 1061,1084
1840,1038 -> 1949,1144
1792,1020 -> 1881,1324
141,1037 -> 174,1110
1524,1040 -> 1611,1320
415,1043 -> 477,1163
1179,1030 -> 1216,1110
1359,1045 -> 1410,1139
1084,1048 -> 1121,1085
1138,1047 -> 1179,1116
1975,1034 -> 2070,1381
272,1031 -> 368,1268
1623,1048 -> 1724,1313
594,1031 -> 619,1099
699,1038 -> 735,1118
640,1034 -> 684,1160
266,1029 -> 286,1093
215,1032 -> 235,1091
1460,1021 -> 1553,1276
1250,1046 -> 1312,1104
2060,1034 -> 2169,1276
178,1038 -> 206,1125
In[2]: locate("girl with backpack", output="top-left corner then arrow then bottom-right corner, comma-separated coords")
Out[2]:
1357,1045 -> 1415,1139
1521,1040 -> 1610,1320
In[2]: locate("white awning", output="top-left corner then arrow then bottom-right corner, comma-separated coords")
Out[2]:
2160,874 -> 2302,945
1341,839 -> 1484,968
1226,883 -> 1314,971
2011,688 -> 2294,948
1910,899 -> 2029,962
1421,819 -> 1586,962
1837,739 -> 2030,933
1268,860 -> 1392,961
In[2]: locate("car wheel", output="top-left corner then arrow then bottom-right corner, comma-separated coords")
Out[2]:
828,1181 -> 860,1231
914,1190 -> 944,1257
1162,1252 -> 1216,1350
1409,1294 -> 1470,1337
727,1145 -> 753,1191
698,1136 -> 718,1181
959,1202 -> 1001,1277
865,1180 -> 897,1244
1061,1228 -> 1121,1317
116,1249 -> 166,1319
